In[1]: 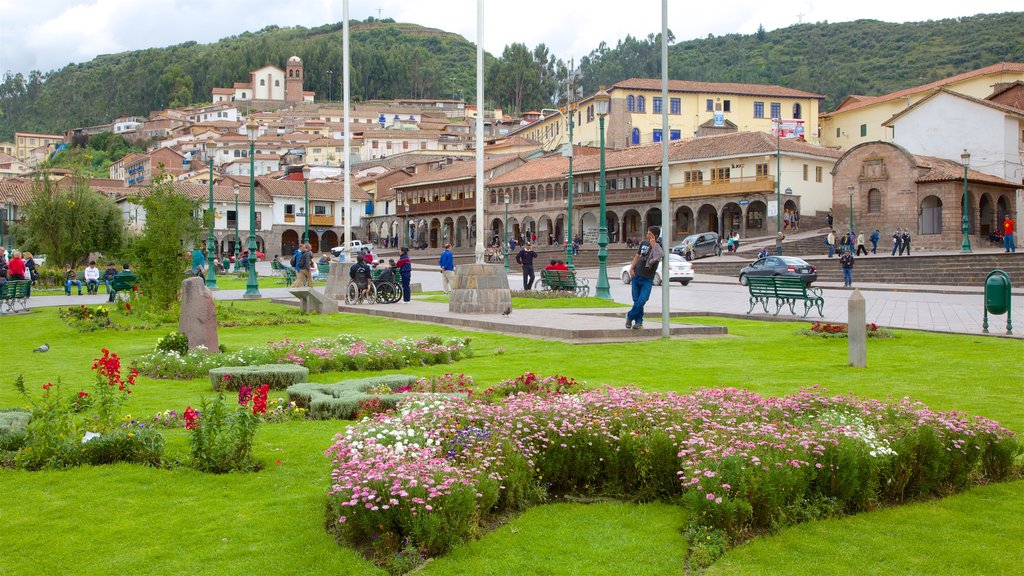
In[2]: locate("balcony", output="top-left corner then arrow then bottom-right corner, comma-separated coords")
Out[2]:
405,197 -> 477,216
670,176 -> 776,199
308,214 -> 334,226
284,214 -> 296,223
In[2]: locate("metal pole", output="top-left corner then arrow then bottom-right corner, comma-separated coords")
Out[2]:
961,150 -> 972,253
474,0 -> 485,263
776,121 -> 781,233
303,177 -> 309,243
206,161 -> 217,289
244,129 -> 261,298
567,102 -> 575,270
848,185 -> 854,235
660,0 -> 670,337
234,187 -> 239,271
596,113 -> 611,300
343,0 -> 352,260
504,195 -> 509,270
4,197 -> 10,251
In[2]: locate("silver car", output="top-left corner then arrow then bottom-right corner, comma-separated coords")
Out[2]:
671,232 -> 719,261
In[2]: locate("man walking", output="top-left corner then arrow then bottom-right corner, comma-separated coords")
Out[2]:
840,249 -> 855,287
1002,214 -> 1016,253
515,242 -> 538,290
438,243 -> 455,294
826,229 -> 836,258
891,229 -> 901,256
903,229 -> 912,256
625,226 -> 663,331
856,231 -> 868,256
870,229 -> 880,254
292,243 -> 313,287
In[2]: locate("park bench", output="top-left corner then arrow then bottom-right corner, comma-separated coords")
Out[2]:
540,269 -> 590,297
109,272 -> 139,302
270,260 -> 296,285
746,276 -> 824,318
0,280 -> 31,314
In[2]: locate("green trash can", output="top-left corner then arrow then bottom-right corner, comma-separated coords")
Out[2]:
983,270 -> 1012,335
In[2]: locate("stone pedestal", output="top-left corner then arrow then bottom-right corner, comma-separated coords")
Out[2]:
848,289 -> 867,368
179,276 -> 218,354
449,264 -> 512,314
324,262 -> 353,301
290,288 -> 337,314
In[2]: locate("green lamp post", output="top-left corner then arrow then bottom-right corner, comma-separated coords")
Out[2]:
961,149 -> 972,254
847,185 -> 855,235
233,184 -> 240,272
594,87 -> 611,300
542,105 -> 576,270
244,122 -> 261,299
403,200 -> 409,249
4,195 -> 11,252
205,161 -> 218,290
503,192 -> 510,270
302,164 -> 311,243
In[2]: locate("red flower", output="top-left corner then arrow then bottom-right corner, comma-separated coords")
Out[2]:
184,406 -> 200,430
252,384 -> 270,415
125,303 -> 132,311
237,385 -> 254,406
78,391 -> 89,398
42,382 -> 53,391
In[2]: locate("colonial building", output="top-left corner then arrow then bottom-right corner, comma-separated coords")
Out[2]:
210,56 -> 315,104
831,142 -> 1019,250
13,132 -> 64,163
819,62 -> 1024,150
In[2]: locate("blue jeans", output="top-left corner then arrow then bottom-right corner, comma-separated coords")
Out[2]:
65,279 -> 83,294
843,268 -> 853,286
105,279 -> 114,293
871,240 -> 878,254
1005,234 -> 1016,253
827,244 -> 835,258
627,274 -> 654,327
85,279 -> 99,294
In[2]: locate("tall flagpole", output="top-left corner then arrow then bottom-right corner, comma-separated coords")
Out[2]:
474,0 -> 485,263
343,0 -> 352,255
660,0 -> 671,337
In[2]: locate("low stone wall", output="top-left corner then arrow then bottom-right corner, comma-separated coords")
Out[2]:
449,264 -> 511,314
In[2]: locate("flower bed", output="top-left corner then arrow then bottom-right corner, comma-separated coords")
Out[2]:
324,384 -> 1020,572
288,375 -> 469,420
135,335 -> 472,380
58,305 -> 113,331
798,321 -> 894,339
209,365 -> 310,391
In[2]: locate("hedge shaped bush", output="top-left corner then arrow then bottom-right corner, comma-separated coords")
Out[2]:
209,364 -> 310,391
287,375 -> 467,420
0,408 -> 30,434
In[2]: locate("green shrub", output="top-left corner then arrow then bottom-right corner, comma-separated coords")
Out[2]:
185,386 -> 268,473
209,364 -> 310,391
155,331 -> 189,355
79,428 -> 164,466
0,408 -> 31,434
287,375 -> 472,420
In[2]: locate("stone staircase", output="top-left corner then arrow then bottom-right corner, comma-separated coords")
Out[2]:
691,252 -> 1023,287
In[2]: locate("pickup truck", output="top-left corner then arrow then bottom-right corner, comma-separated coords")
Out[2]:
330,240 -> 374,257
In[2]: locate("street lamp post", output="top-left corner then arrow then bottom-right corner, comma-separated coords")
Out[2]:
205,161 -> 218,290
302,164 -> 311,243
327,70 -> 333,102
233,185 -> 240,272
403,201 -> 410,248
961,149 -> 972,253
503,192 -> 510,270
594,87 -> 611,300
244,122 -> 261,298
847,185 -> 855,235
542,106 -> 576,269
4,195 -> 11,252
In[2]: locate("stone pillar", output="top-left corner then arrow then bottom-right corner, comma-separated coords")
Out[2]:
324,261 -> 353,301
179,276 -> 218,354
449,263 -> 512,314
848,289 -> 866,368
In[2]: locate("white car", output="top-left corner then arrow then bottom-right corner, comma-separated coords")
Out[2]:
621,253 -> 694,286
330,240 -> 373,258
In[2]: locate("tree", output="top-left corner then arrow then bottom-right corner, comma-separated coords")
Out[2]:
159,64 -> 194,108
17,173 -> 125,267
130,175 -> 201,308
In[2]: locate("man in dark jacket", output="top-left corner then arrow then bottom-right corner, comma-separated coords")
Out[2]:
515,242 -> 538,290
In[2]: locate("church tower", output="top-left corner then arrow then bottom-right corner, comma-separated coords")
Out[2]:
285,56 -> 303,102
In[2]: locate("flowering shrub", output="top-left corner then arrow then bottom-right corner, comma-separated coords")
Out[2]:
184,384 -> 270,473
395,373 -> 475,395
480,372 -> 578,399
135,335 -> 472,380
325,385 -> 1020,572
155,331 -> 189,355
57,305 -> 112,331
799,321 -> 893,339
263,397 -> 307,423
88,349 -> 138,433
354,398 -> 388,421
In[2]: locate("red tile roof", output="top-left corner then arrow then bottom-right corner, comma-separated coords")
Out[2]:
255,177 -> 370,201
487,155 -> 570,186
913,155 -> 1016,186
393,156 -> 523,188
613,78 -> 823,99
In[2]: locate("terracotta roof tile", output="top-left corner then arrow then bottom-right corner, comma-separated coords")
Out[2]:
613,78 -> 824,99
487,156 -> 570,186
914,155 -> 1016,186
255,177 -> 369,201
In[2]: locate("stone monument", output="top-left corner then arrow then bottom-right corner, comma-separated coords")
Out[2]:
179,276 -> 218,354
848,289 -> 867,368
449,263 -> 512,314
325,261 -> 353,301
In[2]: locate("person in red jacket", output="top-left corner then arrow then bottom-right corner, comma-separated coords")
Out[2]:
7,251 -> 26,280
1002,214 -> 1016,253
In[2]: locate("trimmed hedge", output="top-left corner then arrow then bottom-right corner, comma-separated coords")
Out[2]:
209,364 -> 310,391
0,408 -> 31,434
287,375 -> 466,420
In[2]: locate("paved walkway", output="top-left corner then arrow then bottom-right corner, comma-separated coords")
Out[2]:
14,264 -> 1020,339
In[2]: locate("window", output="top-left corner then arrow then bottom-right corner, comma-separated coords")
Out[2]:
802,164 -> 808,181
285,204 -> 295,215
684,170 -> 703,184
313,148 -> 321,154
792,103 -> 802,119
756,163 -> 769,178
712,168 -> 731,181
837,127 -> 841,138
631,128 -> 640,145
314,205 -> 329,216
706,99 -> 713,112
637,96 -> 645,113
754,101 -> 765,118
770,102 -> 781,119
670,130 -> 681,140
627,95 -> 635,112
241,92 -> 246,99
723,100 -> 731,112
652,97 -> 663,113
815,166 -> 822,183
653,129 -> 662,142
372,140 -> 379,148
868,189 -> 882,213
233,150 -> 241,158
670,98 -> 681,114
403,141 -> 409,150
860,124 -> 867,137
227,210 -> 237,222
386,141 -> 393,150
260,79 -> 265,86
420,142 -> 427,150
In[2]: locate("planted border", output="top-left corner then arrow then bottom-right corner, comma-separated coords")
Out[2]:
209,364 -> 310,391
287,375 -> 467,420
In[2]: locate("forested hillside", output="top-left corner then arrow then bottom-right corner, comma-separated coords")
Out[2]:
1,13 -> 1022,140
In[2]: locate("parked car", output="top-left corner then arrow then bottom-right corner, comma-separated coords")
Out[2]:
621,253 -> 694,286
738,256 -> 817,286
671,232 -> 719,261
330,240 -> 373,258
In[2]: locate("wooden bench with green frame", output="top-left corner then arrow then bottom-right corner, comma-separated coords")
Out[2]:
746,275 -> 824,318
539,269 -> 590,297
0,280 -> 31,314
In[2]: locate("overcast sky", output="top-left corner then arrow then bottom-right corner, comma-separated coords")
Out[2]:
0,0 -> 1019,77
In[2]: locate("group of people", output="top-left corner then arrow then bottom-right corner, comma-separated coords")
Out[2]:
889,229 -> 913,256
724,232 -> 741,253
0,249 -> 40,297
782,209 -> 801,232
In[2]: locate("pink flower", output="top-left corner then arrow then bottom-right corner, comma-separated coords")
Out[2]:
706,493 -> 715,500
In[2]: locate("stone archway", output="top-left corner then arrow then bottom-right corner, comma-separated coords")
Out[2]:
281,229 -> 300,256
442,217 -> 455,246
979,193 -> 994,236
321,230 -> 339,251
581,211 -> 598,241
606,211 -> 621,243
746,201 -> 767,235
645,207 -> 662,230
538,215 -> 554,244
674,206 -> 694,240
920,195 -> 943,235
696,204 -> 718,233
429,218 -> 442,249
307,230 -> 320,254
622,209 -> 642,242
456,216 -> 470,248
721,202 -> 742,236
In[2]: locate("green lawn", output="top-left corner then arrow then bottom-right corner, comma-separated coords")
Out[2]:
1,305 -> 1021,575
